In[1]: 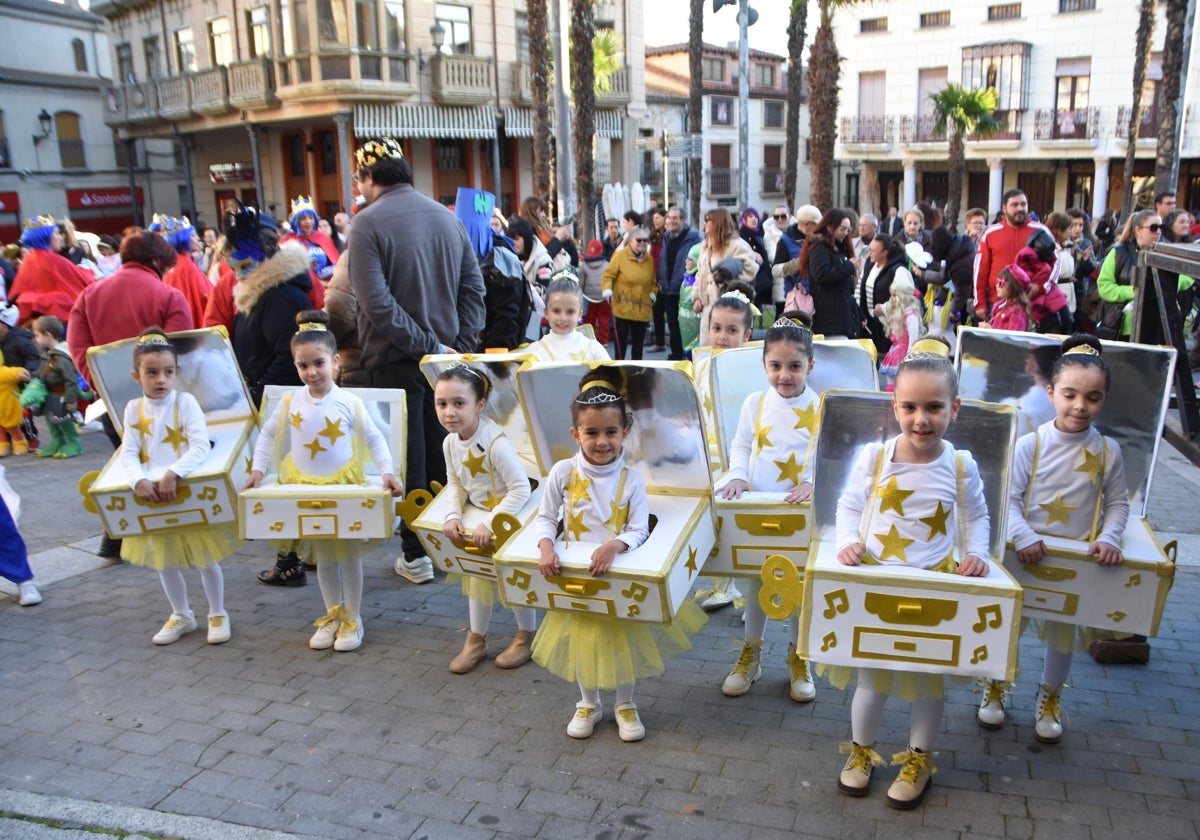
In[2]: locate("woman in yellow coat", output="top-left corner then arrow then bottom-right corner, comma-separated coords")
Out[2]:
0,348 -> 31,456
601,226 -> 658,360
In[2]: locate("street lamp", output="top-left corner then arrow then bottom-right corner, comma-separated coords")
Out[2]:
32,109 -> 53,146
419,21 -> 447,70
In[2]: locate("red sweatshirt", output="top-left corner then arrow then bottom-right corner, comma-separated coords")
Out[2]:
973,220 -> 1059,315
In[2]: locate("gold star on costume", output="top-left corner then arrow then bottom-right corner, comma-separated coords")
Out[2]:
565,470 -> 593,508
774,452 -> 804,485
289,411 -> 303,429
684,545 -> 699,578
161,425 -> 188,453
1076,448 -> 1103,484
302,436 -> 327,460
1039,493 -> 1077,526
462,449 -> 488,478
604,500 -> 629,535
565,507 -> 589,540
703,390 -> 715,417
753,422 -> 774,453
877,475 -> 915,515
129,416 -> 152,436
792,403 -> 817,432
318,416 -> 344,444
874,524 -> 916,563
919,501 -> 951,539
482,491 -> 502,511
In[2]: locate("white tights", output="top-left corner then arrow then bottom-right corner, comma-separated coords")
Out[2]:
851,683 -> 944,752
741,577 -> 800,649
158,564 -> 224,616
1041,648 -> 1072,691
580,682 -> 635,706
316,557 -> 362,620
468,598 -> 537,636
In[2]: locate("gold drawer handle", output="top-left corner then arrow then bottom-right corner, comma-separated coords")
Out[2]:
297,500 -> 337,509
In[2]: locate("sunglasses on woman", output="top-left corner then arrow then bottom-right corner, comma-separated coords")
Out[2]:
1142,223 -> 1162,233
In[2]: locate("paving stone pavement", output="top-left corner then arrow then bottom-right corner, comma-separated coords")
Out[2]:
0,425 -> 1197,839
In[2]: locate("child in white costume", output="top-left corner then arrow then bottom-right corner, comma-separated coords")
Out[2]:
715,315 -> 820,703
531,368 -> 706,742
119,328 -> 237,645
245,311 -> 402,653
434,364 -> 538,673
832,338 -> 991,810
527,276 -> 611,362
978,334 -> 1128,743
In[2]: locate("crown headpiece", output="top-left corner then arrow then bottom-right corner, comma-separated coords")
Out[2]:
149,214 -> 193,235
23,213 -> 56,232
137,333 -> 172,347
355,137 -> 405,170
446,363 -> 492,396
1063,344 -> 1101,357
290,196 -> 317,218
904,338 -> 952,361
298,322 -> 328,332
576,376 -> 625,405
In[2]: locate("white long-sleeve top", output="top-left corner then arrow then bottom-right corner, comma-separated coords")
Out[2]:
534,451 -> 650,551
527,330 -> 611,362
441,416 -> 530,521
1008,421 -> 1129,551
120,391 -> 211,488
836,438 -> 990,569
251,384 -> 393,479
718,387 -> 818,491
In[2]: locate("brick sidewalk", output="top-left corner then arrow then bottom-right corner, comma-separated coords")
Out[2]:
1,427 -> 1197,839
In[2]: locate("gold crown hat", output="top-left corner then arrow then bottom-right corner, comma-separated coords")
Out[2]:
290,196 -> 317,218
1063,343 -> 1101,357
23,213 -> 56,232
355,137 -> 405,171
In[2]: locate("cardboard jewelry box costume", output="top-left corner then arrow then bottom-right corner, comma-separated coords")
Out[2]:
82,328 -> 255,538
703,339 -> 878,579
393,353 -> 543,581
238,384 -> 406,540
799,391 -> 1023,682
956,327 -> 1177,636
494,361 -> 716,623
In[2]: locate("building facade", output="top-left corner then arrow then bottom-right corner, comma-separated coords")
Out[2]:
644,42 -> 810,215
92,0 -> 648,228
832,0 -> 1200,223
0,0 -> 180,243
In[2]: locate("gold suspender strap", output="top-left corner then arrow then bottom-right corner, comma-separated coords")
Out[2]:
606,466 -> 629,541
859,443 -> 888,551
1087,439 -> 1107,543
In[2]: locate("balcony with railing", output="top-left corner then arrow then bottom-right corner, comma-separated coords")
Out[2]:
638,161 -> 662,189
969,109 -> 1021,142
430,54 -> 493,106
596,67 -> 630,108
840,115 -> 893,145
229,57 -> 275,109
190,67 -> 230,114
761,167 -> 785,196
1034,106 -> 1099,141
1115,104 -> 1160,140
101,83 -> 160,126
511,62 -> 534,105
275,50 -> 414,99
59,138 -> 86,169
157,75 -> 192,119
899,114 -> 940,143
707,167 -> 737,197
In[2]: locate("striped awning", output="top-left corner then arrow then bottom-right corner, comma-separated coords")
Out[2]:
502,107 -> 623,139
353,104 -> 496,139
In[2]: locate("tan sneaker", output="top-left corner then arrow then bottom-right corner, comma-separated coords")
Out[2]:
448,632 -> 487,673
886,748 -> 936,810
721,640 -> 762,696
494,630 -> 533,669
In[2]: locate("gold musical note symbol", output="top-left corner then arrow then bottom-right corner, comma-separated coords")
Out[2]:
1106,610 -> 1127,623
269,521 -> 284,532
820,632 -> 837,653
252,502 -> 264,515
349,522 -> 362,532
361,499 -> 376,509
823,589 -> 850,620
118,518 -> 128,530
106,497 -> 125,511
627,604 -> 640,618
198,486 -> 217,501
1124,573 -> 1142,588
525,592 -> 539,605
427,534 -> 442,551
211,504 -> 222,516
972,604 -> 1003,633
506,569 -> 531,590
621,582 -> 649,602
970,645 -> 988,664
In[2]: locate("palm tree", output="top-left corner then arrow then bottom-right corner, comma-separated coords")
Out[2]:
1122,0 -> 1158,214
528,0 -> 551,199
570,0 -> 596,239
784,0 -> 808,212
930,84 -> 1000,233
592,28 -> 622,94
687,0 -> 703,222
1153,0 -> 1186,192
806,0 -> 858,210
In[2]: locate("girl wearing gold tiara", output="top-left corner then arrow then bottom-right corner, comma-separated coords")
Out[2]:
977,334 -> 1128,744
119,328 -> 237,646
531,369 -> 705,742
244,311 -> 402,652
434,364 -> 538,673
832,336 -> 991,809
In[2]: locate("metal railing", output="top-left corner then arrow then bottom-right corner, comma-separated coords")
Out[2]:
899,114 -> 940,143
1115,104 -> 1160,140
760,167 -> 785,195
970,109 -> 1021,141
707,168 -> 737,196
1034,106 -> 1099,140
840,115 -> 893,144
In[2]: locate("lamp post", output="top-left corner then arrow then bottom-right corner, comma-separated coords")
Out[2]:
714,0 -> 758,209
32,109 -> 52,146
418,21 -> 447,70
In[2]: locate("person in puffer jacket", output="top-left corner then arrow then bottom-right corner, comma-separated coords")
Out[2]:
1016,246 -> 1071,334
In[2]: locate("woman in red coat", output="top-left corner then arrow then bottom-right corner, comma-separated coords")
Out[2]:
8,215 -> 93,324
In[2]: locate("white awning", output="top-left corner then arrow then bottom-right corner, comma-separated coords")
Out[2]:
503,107 -> 623,139
353,104 -> 496,139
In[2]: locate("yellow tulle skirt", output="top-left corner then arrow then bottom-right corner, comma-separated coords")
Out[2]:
532,600 -> 707,691
121,524 -> 240,570
817,663 -> 969,703
450,573 -> 499,605
1027,617 -> 1119,655
269,537 -> 369,564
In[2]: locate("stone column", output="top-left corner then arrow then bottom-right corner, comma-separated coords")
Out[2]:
1092,156 -> 1110,220
902,155 -> 917,210
987,156 -> 1004,218
247,124 -> 264,212
335,111 -> 353,212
